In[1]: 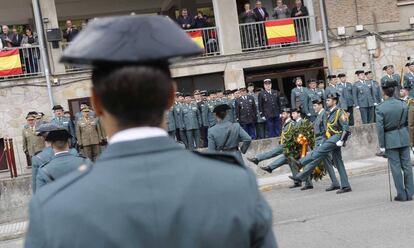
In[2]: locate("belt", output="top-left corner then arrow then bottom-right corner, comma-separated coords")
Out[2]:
220,147 -> 239,152
385,124 -> 407,132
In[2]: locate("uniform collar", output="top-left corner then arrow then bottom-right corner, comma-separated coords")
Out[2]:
318,109 -> 324,115
109,127 -> 167,145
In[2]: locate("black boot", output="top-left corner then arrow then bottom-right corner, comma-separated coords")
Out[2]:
247,157 -> 259,165
259,166 -> 272,174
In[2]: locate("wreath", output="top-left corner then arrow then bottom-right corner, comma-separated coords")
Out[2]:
282,119 -> 326,181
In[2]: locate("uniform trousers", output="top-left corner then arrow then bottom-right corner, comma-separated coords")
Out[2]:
359,107 -> 375,124
241,123 -> 256,140
386,147 -> 414,200
347,106 -> 354,126
186,129 -> 201,150
256,122 -> 266,139
298,135 -> 350,188
82,145 -> 100,162
266,116 -> 281,138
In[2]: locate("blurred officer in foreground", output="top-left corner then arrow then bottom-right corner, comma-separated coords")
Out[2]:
36,127 -> 91,190
208,104 -> 252,162
376,80 -> 413,201
25,16 -> 276,248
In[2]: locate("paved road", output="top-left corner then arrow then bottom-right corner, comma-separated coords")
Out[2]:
265,168 -> 414,248
3,166 -> 413,248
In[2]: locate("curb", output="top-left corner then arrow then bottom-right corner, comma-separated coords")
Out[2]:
0,231 -> 25,242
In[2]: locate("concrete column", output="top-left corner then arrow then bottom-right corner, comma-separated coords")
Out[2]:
38,0 -> 66,75
212,0 -> 242,55
304,0 -> 320,44
224,66 -> 245,90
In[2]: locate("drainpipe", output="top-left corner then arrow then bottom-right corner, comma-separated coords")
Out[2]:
32,0 -> 55,110
319,0 -> 332,74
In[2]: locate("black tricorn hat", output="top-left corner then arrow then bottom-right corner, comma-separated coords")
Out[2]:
337,73 -> 346,78
355,70 -> 364,75
312,98 -> 324,104
381,80 -> 399,88
326,93 -> 340,100
46,129 -> 72,142
213,104 -> 231,113
291,108 -> 301,113
327,75 -> 337,79
282,108 -> 291,113
52,105 -> 64,111
60,16 -> 203,66
364,71 -> 372,75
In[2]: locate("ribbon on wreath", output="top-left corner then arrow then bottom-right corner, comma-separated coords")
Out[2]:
296,134 -> 309,158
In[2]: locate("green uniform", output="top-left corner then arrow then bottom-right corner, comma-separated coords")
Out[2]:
173,103 -> 187,147
166,109 -> 176,138
376,97 -> 413,201
204,100 -> 218,127
293,109 -> 339,188
291,87 -> 309,115
22,125 -> 45,157
381,74 -> 401,99
295,107 -> 351,189
181,102 -> 202,150
26,137 -> 276,248
352,80 -> 376,124
208,120 -> 251,162
36,151 -> 91,190
76,117 -> 104,161
326,84 -> 347,110
403,71 -> 414,98
304,88 -> 319,121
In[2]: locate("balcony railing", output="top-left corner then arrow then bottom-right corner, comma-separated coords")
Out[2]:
61,42 -> 92,73
0,46 -> 43,82
185,27 -> 221,56
239,16 -> 318,52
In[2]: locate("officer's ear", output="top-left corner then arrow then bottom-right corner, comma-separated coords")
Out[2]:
91,87 -> 104,116
167,81 -> 177,109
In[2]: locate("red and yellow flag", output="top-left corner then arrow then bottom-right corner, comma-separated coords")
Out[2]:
265,19 -> 297,45
187,31 -> 205,49
0,49 -> 23,76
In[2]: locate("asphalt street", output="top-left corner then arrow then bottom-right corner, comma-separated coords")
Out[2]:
266,168 -> 414,248
2,167 -> 413,248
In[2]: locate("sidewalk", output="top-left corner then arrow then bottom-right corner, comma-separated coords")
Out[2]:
258,156 -> 388,191
0,221 -> 27,242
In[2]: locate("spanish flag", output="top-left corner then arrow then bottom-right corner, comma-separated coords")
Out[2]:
187,31 -> 205,49
265,19 -> 297,45
0,49 -> 23,76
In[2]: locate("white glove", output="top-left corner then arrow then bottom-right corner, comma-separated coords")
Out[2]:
374,103 -> 378,106
262,117 -> 266,121
336,140 -> 344,147
355,106 -> 360,109
411,147 -> 414,153
380,148 -> 386,153
307,113 -> 311,116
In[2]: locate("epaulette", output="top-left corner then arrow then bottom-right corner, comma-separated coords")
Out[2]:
192,150 -> 244,167
36,163 -> 93,204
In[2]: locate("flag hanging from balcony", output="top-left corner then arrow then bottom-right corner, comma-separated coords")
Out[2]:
265,19 -> 297,45
187,31 -> 205,49
0,49 -> 23,76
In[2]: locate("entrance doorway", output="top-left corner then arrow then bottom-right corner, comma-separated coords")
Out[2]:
68,97 -> 91,120
243,59 -> 325,107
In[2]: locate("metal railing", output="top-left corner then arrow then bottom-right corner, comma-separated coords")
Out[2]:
0,46 -> 43,81
61,42 -> 92,73
239,16 -> 318,52
185,27 -> 221,56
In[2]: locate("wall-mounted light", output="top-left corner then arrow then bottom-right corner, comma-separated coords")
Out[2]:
355,25 -> 364,32
337,26 -> 346,36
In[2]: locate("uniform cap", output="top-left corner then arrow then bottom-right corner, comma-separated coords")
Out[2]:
405,63 -> 411,67
36,123 -> 61,136
247,83 -> 255,87
183,93 -> 192,97
224,90 -> 232,96
46,129 -> 72,142
263,79 -> 272,84
291,108 -> 301,113
213,104 -> 231,113
327,75 -> 337,79
312,98 -> 324,105
81,107 -> 90,112
409,61 -> 414,66
60,16 -> 202,66
355,70 -> 364,75
326,93 -> 340,100
238,87 -> 246,91
52,105 -> 64,111
282,108 -> 291,113
337,73 -> 346,78
381,79 -> 399,88
193,90 -> 201,95
382,65 -> 393,71
216,89 -> 223,93
307,79 -> 317,84
364,71 -> 372,75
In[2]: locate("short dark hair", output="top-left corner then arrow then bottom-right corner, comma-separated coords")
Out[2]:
92,63 -> 172,127
382,87 -> 395,97
215,111 -> 227,120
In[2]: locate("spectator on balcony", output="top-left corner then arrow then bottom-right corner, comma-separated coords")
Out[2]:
253,1 -> 269,47
239,3 -> 257,50
193,11 -> 208,29
176,9 -> 193,30
291,0 -> 309,43
62,20 -> 79,43
21,28 -> 40,74
0,25 -> 13,48
273,0 -> 290,19
11,26 -> 23,47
